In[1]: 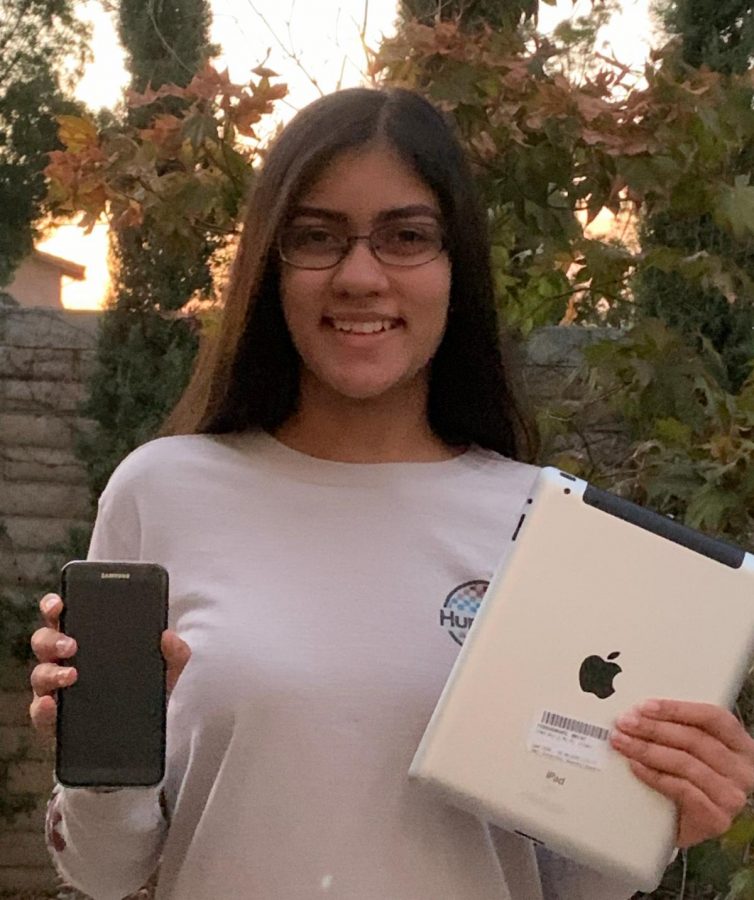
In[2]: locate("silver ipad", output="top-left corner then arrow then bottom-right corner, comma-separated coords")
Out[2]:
410,467 -> 754,891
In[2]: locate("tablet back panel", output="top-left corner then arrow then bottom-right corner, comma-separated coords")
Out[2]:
409,467 -> 754,891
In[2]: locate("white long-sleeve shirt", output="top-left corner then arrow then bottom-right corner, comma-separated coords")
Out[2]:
46,431 -> 640,899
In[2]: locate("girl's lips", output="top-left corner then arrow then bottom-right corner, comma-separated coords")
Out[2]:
320,318 -> 405,341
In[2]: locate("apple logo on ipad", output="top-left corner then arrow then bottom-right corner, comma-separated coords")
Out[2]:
579,651 -> 622,699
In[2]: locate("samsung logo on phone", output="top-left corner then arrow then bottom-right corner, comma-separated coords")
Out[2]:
101,573 -> 131,579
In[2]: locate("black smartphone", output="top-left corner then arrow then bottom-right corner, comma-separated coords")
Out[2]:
56,561 -> 169,788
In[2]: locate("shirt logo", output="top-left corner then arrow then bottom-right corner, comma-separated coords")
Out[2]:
440,580 -> 489,646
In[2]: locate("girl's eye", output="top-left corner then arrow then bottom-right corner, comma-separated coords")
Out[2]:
396,227 -> 429,242
292,227 -> 342,248
376,224 -> 440,254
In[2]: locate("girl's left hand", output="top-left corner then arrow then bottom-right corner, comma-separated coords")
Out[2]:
611,699 -> 754,848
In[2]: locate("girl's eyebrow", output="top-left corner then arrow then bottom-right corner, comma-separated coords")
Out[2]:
377,205 -> 441,223
290,204 -> 441,223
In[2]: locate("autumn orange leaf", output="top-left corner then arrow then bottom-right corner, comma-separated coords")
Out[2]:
57,115 -> 100,153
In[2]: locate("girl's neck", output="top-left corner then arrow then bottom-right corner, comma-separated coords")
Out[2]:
272,377 -> 461,464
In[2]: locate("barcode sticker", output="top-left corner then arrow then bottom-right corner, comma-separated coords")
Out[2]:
527,709 -> 610,771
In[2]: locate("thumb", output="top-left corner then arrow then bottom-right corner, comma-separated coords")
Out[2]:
161,630 -> 192,694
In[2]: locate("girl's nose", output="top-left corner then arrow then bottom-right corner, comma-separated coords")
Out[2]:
330,238 -> 390,294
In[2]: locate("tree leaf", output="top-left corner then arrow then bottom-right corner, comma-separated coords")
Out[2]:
181,112 -> 219,150
725,867 -> 754,900
721,811 -> 754,853
654,417 -> 693,447
685,481 -> 739,533
57,115 -> 99,152
714,175 -> 754,239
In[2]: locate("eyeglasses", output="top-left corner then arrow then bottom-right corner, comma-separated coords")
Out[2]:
277,222 -> 446,270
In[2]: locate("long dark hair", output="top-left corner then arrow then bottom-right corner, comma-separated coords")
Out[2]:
164,86 -> 538,462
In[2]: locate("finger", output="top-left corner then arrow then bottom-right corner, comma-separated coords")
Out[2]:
161,631 -> 191,695
611,731 -> 747,821
30,662 -> 78,698
38,593 -> 62,629
30,627 -> 77,664
614,710 -> 754,793
640,700 -> 754,756
627,758 -> 736,847
29,693 -> 58,734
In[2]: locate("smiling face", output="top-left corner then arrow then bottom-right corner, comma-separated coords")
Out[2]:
279,143 -> 451,408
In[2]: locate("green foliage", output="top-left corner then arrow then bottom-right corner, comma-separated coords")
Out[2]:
0,589 -> 36,669
634,210 -> 754,391
0,584 -> 39,825
119,0 -> 216,97
78,0 -> 212,493
399,0 -> 540,29
112,0 -> 216,319
657,0 -> 754,74
547,0 -> 621,84
376,16 -> 754,334
573,319 -> 754,544
45,64 -> 284,491
648,827 -> 754,899
62,1 -> 262,498
0,733 -> 37,826
635,0 -> 754,392
0,0 -> 90,286
45,65 -> 273,245
78,309 -> 199,496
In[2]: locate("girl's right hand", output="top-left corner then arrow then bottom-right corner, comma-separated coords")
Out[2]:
29,592 -> 192,735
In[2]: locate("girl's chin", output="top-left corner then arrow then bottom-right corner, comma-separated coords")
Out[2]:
324,381 -> 406,402
312,369 -> 420,403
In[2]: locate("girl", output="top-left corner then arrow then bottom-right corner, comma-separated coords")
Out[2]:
30,87 -> 754,900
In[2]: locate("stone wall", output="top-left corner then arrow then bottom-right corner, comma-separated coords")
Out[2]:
523,323 -> 627,468
0,308 -> 620,897
0,309 -> 98,896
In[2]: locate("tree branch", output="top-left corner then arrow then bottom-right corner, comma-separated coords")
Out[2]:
146,0 -> 196,80
0,0 -> 31,59
0,47 -> 27,91
246,0 -> 324,97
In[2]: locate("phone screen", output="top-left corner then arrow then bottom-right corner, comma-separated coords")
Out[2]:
56,561 -> 168,787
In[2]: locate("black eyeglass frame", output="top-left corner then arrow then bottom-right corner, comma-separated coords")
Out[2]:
277,224 -> 447,271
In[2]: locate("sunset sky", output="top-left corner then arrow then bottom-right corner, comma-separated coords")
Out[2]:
38,0 -> 656,309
